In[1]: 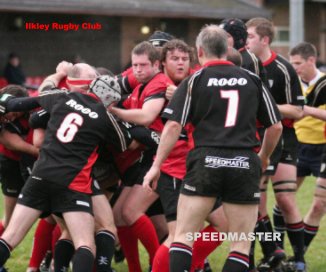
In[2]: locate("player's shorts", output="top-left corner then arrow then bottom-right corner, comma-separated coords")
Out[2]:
156,172 -> 182,222
122,151 -> 154,187
259,127 -> 298,176
92,158 -> 120,190
91,179 -> 104,196
320,145 -> 326,178
181,147 -> 261,204
297,143 -> 325,178
0,157 -> 25,197
145,197 -> 164,217
18,176 -> 93,216
279,127 -> 298,165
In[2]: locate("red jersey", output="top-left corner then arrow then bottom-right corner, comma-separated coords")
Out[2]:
122,73 -> 172,132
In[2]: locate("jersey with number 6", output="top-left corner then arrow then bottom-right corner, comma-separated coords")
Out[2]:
162,60 -> 281,149
31,90 -> 132,193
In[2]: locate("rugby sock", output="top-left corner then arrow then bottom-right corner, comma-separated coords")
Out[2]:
263,214 -> 274,233
256,215 -> 277,258
169,242 -> 192,272
222,251 -> 249,272
273,205 -> 286,249
72,246 -> 94,272
51,224 -> 61,253
54,239 -> 75,272
0,222 -> 4,236
28,218 -> 56,268
286,221 -> 305,262
191,225 -> 223,271
152,244 -> 169,272
131,215 -> 160,265
95,230 -> 115,271
303,223 -> 319,253
0,239 -> 11,266
248,238 -> 256,270
117,226 -> 142,272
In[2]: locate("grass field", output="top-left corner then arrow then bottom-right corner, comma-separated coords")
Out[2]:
1,176 -> 325,271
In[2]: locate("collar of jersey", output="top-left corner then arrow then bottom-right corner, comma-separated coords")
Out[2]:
263,51 -> 277,66
203,60 -> 234,67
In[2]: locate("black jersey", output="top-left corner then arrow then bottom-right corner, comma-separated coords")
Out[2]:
240,48 -> 268,85
306,75 -> 326,107
162,60 -> 281,149
263,51 -> 304,107
7,90 -> 132,193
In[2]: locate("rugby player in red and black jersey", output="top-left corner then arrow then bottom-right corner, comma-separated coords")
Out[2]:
144,25 -> 282,272
0,73 -> 134,272
246,18 -> 306,272
109,41 -> 173,271
0,85 -> 38,238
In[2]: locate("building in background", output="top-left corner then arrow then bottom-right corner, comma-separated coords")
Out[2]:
0,0 -> 324,76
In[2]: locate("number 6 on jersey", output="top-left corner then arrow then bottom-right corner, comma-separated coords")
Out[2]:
56,113 -> 84,143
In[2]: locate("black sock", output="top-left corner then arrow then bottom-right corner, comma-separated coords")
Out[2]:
249,238 -> 256,270
54,239 -> 75,272
72,246 -> 95,272
273,205 -> 285,249
303,223 -> 319,253
256,215 -> 277,258
169,242 -> 192,272
95,230 -> 116,271
222,251 -> 249,272
0,239 -> 11,267
286,221 -> 305,263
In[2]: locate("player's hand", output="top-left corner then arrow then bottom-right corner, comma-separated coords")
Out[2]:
258,152 -> 270,173
165,84 -> 177,101
0,94 -> 14,115
56,61 -> 73,75
143,165 -> 161,192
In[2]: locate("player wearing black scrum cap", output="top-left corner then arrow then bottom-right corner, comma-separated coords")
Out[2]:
220,18 -> 267,84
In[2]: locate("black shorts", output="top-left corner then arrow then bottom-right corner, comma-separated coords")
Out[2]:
279,127 -> 298,165
122,151 -> 154,187
181,147 -> 261,204
259,127 -> 298,176
91,179 -> 104,196
145,198 -> 164,217
156,172 -> 182,222
297,143 -> 325,178
320,145 -> 326,178
92,159 -> 120,190
18,176 -> 93,216
0,157 -> 25,197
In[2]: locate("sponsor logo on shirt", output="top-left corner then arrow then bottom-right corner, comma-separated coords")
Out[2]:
205,156 -> 250,169
66,99 -> 98,119
207,77 -> 248,87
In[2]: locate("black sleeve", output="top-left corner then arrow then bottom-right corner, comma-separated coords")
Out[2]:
105,112 -> 133,152
29,110 -> 50,129
6,97 -> 41,112
128,126 -> 160,149
257,81 -> 282,127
